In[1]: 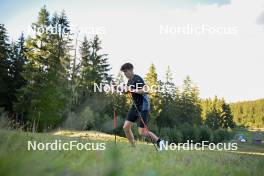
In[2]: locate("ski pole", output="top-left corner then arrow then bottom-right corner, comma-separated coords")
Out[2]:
114,108 -> 117,144
129,94 -> 158,151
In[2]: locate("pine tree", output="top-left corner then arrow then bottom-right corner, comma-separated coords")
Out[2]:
90,35 -> 111,84
0,24 -> 12,112
145,63 -> 161,118
8,34 -> 28,119
78,36 -> 92,99
202,96 -> 236,129
205,107 -> 221,130
230,99 -> 264,128
179,76 -> 202,125
221,102 -> 235,128
163,66 -> 177,98
12,34 -> 27,87
158,66 -> 179,128
15,6 -> 72,131
78,35 -> 111,96
0,27 -> 27,120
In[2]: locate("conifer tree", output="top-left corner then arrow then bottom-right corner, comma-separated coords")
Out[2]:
15,6 -> 72,131
145,63 -> 161,118
0,24 -> 12,112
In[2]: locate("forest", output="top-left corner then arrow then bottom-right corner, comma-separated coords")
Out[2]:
231,99 -> 264,128
0,6 -> 263,144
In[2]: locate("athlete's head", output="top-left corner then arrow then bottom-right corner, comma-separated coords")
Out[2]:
121,62 -> 134,79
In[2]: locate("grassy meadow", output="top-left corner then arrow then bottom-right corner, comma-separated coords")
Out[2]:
0,129 -> 263,176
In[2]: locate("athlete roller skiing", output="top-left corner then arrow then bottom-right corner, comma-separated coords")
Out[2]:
118,62 -> 165,151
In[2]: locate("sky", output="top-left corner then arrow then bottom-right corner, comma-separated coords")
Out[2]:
1,0 -> 264,102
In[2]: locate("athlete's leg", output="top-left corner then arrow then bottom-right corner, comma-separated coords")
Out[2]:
137,111 -> 159,142
138,127 -> 159,142
123,120 -> 135,146
124,108 -> 138,146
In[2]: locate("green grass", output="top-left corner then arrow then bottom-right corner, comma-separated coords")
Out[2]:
231,128 -> 264,154
0,129 -> 263,176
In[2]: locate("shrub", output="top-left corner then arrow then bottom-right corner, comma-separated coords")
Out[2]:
180,123 -> 196,142
159,127 -> 171,142
199,126 -> 212,143
148,121 -> 159,135
192,125 -> 201,143
0,109 -> 10,129
0,108 -> 23,130
210,128 -> 230,143
62,106 -> 96,130
168,127 -> 183,143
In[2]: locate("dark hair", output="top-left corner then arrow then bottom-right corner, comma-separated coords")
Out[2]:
120,63 -> 133,71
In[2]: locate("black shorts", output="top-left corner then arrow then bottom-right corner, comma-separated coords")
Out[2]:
126,107 -> 148,128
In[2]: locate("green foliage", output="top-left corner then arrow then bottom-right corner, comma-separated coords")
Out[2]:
221,102 -> 235,128
205,107 -> 222,130
180,123 -> 200,142
199,125 -> 212,142
1,129 -> 264,176
159,127 -> 171,142
0,24 -> 12,111
210,128 -> 231,144
145,63 -> 162,118
179,76 -> 202,125
167,127 -> 183,143
202,96 -> 235,129
159,124 -> 231,144
62,106 -> 96,130
230,99 -> 264,128
157,66 -> 178,128
77,36 -> 111,99
158,75 -> 202,130
0,108 -> 9,129
0,25 -> 28,116
0,5 -> 262,134
13,6 -> 72,131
